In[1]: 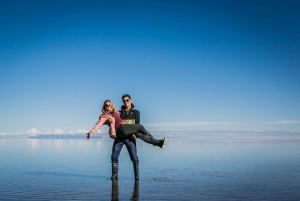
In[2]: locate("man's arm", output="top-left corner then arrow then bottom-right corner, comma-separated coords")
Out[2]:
131,110 -> 140,140
135,110 -> 140,124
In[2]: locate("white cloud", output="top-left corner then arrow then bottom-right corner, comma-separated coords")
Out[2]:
26,128 -> 41,135
42,128 -> 64,134
52,128 -> 65,134
267,120 -> 300,125
144,121 -> 238,127
68,129 -> 90,134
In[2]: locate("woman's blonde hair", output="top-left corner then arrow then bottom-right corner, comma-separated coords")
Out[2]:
102,99 -> 119,114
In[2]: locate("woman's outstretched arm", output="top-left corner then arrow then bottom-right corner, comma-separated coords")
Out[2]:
86,114 -> 116,140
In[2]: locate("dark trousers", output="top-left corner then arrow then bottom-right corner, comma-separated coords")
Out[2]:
111,136 -> 139,164
117,124 -> 149,138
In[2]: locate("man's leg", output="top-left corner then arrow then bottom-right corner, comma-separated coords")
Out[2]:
111,137 -> 125,179
124,138 -> 139,180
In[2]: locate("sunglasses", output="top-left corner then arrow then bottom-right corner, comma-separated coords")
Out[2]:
123,99 -> 130,103
105,104 -> 111,107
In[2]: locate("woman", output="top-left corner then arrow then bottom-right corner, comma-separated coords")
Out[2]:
86,99 -> 167,149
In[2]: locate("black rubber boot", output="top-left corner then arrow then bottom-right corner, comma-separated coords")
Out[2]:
111,163 -> 118,180
133,163 -> 139,180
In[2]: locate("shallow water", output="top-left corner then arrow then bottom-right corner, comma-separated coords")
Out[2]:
1,132 -> 300,200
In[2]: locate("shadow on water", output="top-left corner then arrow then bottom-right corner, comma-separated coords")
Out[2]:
111,179 -> 139,201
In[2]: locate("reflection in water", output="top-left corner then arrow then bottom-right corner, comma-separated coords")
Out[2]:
1,135 -> 300,200
25,137 -> 104,153
131,181 -> 139,201
29,139 -> 38,151
111,179 -> 118,201
111,180 -> 139,201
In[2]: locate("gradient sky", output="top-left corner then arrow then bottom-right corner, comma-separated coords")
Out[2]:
1,0 -> 300,134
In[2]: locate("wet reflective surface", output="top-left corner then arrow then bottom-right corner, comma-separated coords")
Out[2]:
1,132 -> 300,200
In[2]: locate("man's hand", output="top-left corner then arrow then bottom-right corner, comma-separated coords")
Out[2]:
132,134 -> 137,140
104,118 -> 113,125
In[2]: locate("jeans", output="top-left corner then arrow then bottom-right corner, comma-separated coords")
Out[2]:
111,136 -> 139,164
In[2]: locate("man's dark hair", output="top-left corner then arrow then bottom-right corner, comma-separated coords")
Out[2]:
122,94 -> 131,99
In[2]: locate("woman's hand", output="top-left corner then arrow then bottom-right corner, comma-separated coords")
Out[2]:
110,134 -> 116,139
86,132 -> 91,140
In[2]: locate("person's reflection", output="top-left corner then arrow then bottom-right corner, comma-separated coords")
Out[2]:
111,179 -> 118,201
130,180 -> 139,201
111,180 -> 139,201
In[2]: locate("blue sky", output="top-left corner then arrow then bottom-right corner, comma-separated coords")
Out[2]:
1,0 -> 300,134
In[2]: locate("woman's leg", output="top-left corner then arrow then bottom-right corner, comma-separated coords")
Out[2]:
134,132 -> 159,145
116,124 -> 146,137
117,124 -> 167,148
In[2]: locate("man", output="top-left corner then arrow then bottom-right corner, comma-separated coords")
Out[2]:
110,94 -> 140,180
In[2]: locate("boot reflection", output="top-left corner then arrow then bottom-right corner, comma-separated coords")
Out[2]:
111,179 -> 118,201
130,180 -> 139,201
